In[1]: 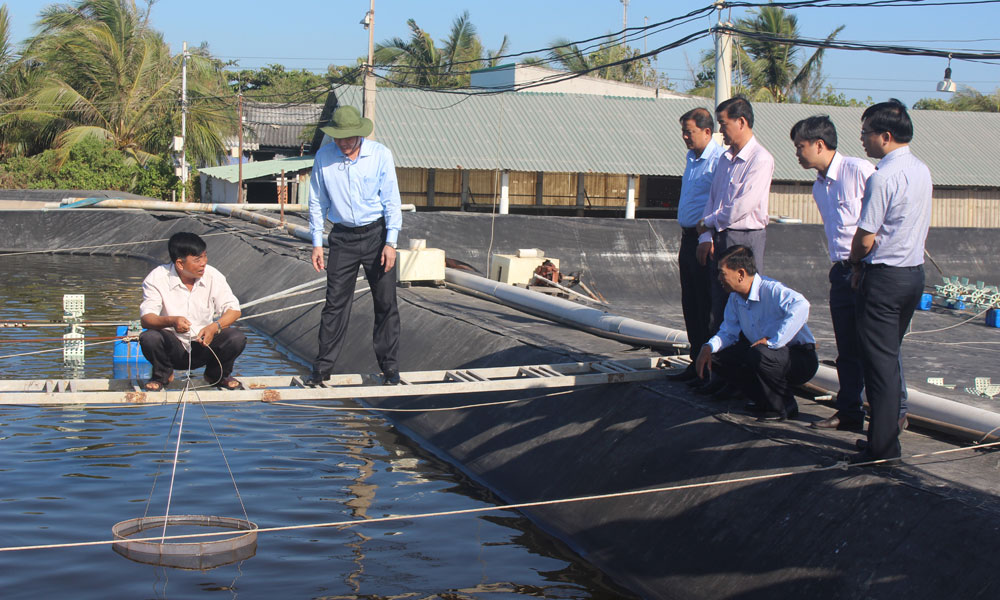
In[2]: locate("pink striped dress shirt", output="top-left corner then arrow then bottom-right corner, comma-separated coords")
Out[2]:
699,135 -> 774,244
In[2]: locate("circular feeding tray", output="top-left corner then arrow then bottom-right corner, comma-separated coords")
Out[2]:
112,515 -> 257,570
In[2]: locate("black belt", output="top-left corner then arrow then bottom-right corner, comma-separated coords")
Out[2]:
333,217 -> 384,233
834,260 -> 852,269
865,262 -> 923,271
792,343 -> 816,351
681,227 -> 699,235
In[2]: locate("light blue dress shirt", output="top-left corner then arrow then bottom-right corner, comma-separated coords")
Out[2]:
707,274 -> 815,353
856,146 -> 932,267
309,138 -> 402,247
677,139 -> 724,228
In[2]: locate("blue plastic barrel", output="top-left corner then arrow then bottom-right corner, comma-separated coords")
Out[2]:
987,309 -> 1000,329
918,293 -> 932,311
113,325 -> 151,380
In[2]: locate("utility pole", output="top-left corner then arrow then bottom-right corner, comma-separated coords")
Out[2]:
362,0 -> 376,137
713,8 -> 733,111
180,41 -> 189,202
238,92 -> 244,203
619,0 -> 629,46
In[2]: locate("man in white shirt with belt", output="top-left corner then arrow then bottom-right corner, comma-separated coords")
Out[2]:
139,232 -> 245,391
790,116 -> 875,432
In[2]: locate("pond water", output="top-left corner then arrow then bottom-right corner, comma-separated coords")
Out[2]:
0,254 -> 632,599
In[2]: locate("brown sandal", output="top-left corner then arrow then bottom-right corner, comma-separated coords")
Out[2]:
213,376 -> 242,390
144,379 -> 166,392
144,374 -> 174,392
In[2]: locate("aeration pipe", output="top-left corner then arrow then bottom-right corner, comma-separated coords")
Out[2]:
445,269 -> 688,348
58,199 -> 309,212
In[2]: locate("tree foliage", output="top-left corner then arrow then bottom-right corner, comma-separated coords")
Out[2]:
541,36 -> 661,87
5,0 -> 233,167
0,135 -> 179,197
913,87 -> 1000,112
688,6 -> 845,104
374,11 -> 508,88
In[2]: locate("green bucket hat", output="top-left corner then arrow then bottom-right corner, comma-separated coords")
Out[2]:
320,105 -> 373,139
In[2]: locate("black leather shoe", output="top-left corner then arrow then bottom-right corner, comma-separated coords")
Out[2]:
667,365 -> 699,382
686,375 -> 709,388
304,372 -> 329,387
744,400 -> 762,413
756,411 -> 786,422
694,378 -> 727,396
856,438 -> 868,450
811,414 -> 864,432
383,369 -> 401,385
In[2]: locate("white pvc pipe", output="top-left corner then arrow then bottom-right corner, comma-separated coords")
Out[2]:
810,365 -> 1000,442
625,175 -> 636,220
59,199 -> 308,212
500,171 -> 510,215
446,268 -> 688,347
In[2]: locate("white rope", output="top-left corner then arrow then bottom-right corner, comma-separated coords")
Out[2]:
0,338 -> 118,360
905,306 -> 992,336
239,288 -> 368,321
239,276 -> 332,309
3,439 -> 997,554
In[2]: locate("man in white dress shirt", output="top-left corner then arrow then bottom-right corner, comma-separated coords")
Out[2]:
790,116 -> 874,432
139,232 -> 245,391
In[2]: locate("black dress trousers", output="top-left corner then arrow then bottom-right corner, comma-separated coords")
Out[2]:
679,228 -> 713,359
313,219 -> 400,376
856,264 -> 924,460
139,327 -> 246,383
716,336 -> 818,416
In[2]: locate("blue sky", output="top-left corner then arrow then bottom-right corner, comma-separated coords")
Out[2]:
3,0 -> 998,106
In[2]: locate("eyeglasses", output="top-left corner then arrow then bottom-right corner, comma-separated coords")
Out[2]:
860,129 -> 879,136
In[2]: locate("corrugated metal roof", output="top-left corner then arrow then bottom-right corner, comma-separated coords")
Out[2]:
243,102 -> 323,150
199,156 -> 315,183
332,86 -> 1000,188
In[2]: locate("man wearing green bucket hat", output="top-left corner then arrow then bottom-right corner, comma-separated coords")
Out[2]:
306,105 -> 402,386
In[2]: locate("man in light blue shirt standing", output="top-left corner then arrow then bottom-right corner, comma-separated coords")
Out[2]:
306,105 -> 403,386
695,245 -> 818,421
847,99 -> 931,464
670,107 -> 724,382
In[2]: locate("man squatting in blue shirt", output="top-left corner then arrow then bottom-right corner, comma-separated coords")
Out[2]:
668,107 -> 724,383
305,106 -> 403,386
695,245 -> 819,422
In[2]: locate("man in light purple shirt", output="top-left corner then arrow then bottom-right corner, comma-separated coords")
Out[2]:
847,99 -> 932,465
790,116 -> 875,432
693,97 -> 774,394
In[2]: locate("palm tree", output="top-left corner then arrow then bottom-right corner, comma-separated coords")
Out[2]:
375,11 -> 506,88
544,35 -> 656,85
11,0 -> 233,166
733,6 -> 843,103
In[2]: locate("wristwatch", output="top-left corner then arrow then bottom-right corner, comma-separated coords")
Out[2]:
386,242 -> 397,249
214,320 -> 222,333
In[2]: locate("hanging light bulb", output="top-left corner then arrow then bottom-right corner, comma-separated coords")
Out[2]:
937,55 -> 957,93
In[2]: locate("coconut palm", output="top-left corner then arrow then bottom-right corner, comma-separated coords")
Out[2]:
734,6 -> 843,103
544,35 -> 656,85
375,11 -> 506,88
11,0 -> 233,166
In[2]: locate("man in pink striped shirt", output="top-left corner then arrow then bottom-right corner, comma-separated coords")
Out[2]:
693,97 -> 774,394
